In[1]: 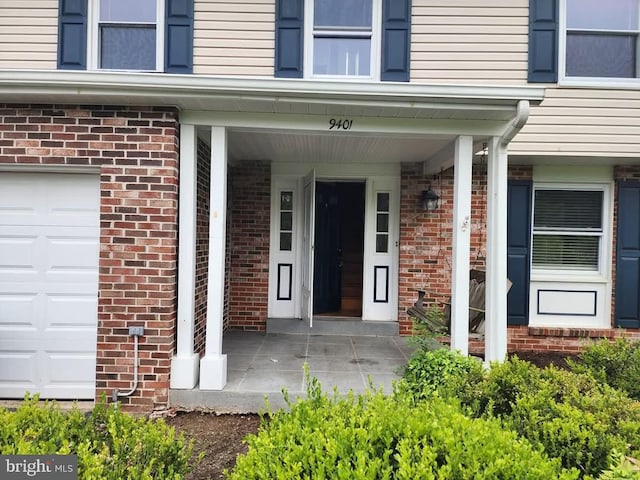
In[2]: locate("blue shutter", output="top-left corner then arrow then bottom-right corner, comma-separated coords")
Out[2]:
507,180 -> 532,325
57,0 -> 87,70
165,0 -> 194,73
528,0 -> 558,82
381,0 -> 411,82
275,0 -> 304,78
615,181 -> 640,328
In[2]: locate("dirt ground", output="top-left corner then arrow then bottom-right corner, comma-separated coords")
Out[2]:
166,411 -> 261,480
166,350 -> 577,480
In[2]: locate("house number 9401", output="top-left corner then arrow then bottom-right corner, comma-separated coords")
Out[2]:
328,118 -> 353,130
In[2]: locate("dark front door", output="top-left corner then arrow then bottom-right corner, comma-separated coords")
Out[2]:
314,182 -> 342,313
313,181 -> 365,316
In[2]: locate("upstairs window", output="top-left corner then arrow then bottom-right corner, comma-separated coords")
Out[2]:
274,0 -> 410,81
57,0 -> 193,73
532,188 -> 605,273
95,0 -> 162,71
564,0 -> 640,79
308,0 -> 377,78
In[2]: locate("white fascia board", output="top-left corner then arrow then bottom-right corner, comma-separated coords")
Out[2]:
0,70 -> 545,109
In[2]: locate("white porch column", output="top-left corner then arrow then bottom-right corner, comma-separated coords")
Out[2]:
450,135 -> 473,355
199,126 -> 228,390
170,124 -> 199,389
485,136 -> 509,364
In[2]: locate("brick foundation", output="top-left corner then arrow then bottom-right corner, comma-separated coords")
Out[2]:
0,104 -> 179,412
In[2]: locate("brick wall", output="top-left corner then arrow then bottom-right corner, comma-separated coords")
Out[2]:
0,104 -> 179,412
193,137 -> 210,355
405,162 -> 640,355
227,161 -> 270,330
398,162 -> 491,335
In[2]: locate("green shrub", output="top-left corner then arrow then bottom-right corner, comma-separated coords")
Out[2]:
598,451 -> 640,480
447,357 -> 640,478
227,380 -> 578,480
400,347 -> 485,403
506,384 -> 632,476
569,337 -> 640,401
0,395 -> 195,479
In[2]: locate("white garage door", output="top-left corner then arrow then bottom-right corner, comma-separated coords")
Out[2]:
0,171 -> 99,399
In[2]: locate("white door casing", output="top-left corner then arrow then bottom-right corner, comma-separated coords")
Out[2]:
301,169 -> 316,327
362,176 -> 400,321
268,165 -> 401,323
0,171 -> 100,399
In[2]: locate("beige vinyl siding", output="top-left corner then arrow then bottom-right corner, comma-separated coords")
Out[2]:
410,0 -> 528,85
194,0 -> 274,76
511,88 -> 640,157
0,2 -> 58,69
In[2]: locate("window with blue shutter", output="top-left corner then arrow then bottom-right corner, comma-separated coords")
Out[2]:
57,0 -> 193,73
275,0 -> 410,81
507,180 -> 533,325
615,181 -> 640,328
528,0 -> 558,83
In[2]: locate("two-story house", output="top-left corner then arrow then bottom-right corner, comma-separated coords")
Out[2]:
0,0 -> 638,412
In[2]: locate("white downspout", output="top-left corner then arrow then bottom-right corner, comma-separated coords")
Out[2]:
500,100 -> 530,147
484,99 -> 531,365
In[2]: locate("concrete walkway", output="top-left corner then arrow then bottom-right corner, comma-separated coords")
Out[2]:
170,331 -> 415,413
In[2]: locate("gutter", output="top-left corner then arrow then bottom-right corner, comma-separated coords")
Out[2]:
0,70 -> 545,107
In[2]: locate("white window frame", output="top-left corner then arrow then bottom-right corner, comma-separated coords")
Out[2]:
303,0 -> 381,81
559,0 -> 640,88
530,183 -> 612,281
86,0 -> 164,72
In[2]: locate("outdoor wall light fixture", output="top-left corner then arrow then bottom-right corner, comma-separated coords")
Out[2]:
422,184 -> 440,211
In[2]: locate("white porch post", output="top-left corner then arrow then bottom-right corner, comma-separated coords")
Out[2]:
450,135 -> 473,355
199,126 -> 228,390
485,136 -> 509,364
170,124 -> 199,389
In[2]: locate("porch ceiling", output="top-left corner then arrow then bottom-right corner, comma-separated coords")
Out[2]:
226,129 -> 453,164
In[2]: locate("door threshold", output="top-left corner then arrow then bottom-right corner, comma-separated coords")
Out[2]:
267,317 -> 398,336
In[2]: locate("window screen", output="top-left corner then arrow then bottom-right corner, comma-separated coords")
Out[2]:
565,0 -> 639,78
99,0 -> 157,70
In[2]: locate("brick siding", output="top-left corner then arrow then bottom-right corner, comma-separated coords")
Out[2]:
0,104 -> 179,412
193,138 -> 210,355
402,163 -> 640,355
399,162 -> 491,335
227,161 -> 270,331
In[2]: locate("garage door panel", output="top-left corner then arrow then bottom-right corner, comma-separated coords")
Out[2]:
0,351 -> 37,383
0,234 -> 38,272
47,235 -> 99,275
0,172 -> 99,400
47,353 -> 97,383
0,173 -> 99,227
46,295 -> 99,328
0,293 -> 38,326
41,328 -> 97,350
35,386 -> 95,400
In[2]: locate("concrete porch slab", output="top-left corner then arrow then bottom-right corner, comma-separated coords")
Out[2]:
169,331 -> 414,413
